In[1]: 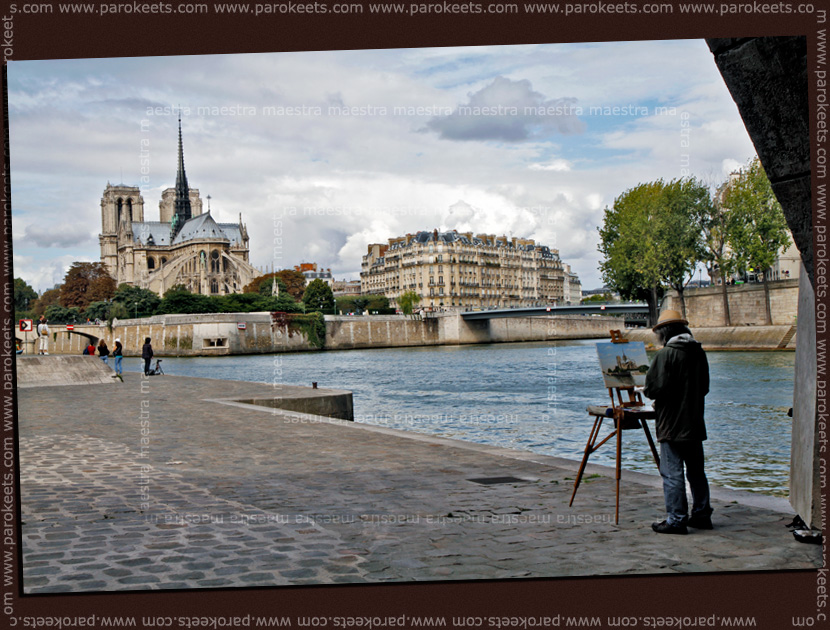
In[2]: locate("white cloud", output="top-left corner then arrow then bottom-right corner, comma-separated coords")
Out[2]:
529,159 -> 571,172
7,41 -> 756,292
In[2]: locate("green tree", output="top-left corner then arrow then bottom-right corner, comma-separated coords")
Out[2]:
302,279 -> 335,313
598,182 -> 666,326
703,183 -> 739,326
656,178 -> 712,319
364,294 -> 393,314
722,157 -> 791,325
59,262 -> 116,310
335,296 -> 359,314
157,285 -> 218,315
83,301 -> 111,321
261,293 -> 305,313
44,304 -> 82,324
13,278 -> 38,319
581,292 -> 614,303
398,290 -> 422,316
112,284 -> 162,318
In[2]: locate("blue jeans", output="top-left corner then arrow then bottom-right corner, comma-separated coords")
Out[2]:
100,356 -> 108,364
659,440 -> 712,526
114,355 -> 122,374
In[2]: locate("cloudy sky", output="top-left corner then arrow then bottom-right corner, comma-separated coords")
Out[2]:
8,41 -> 756,293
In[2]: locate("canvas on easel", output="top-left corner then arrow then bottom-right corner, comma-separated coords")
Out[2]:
569,331 -> 661,524
596,340 -> 650,390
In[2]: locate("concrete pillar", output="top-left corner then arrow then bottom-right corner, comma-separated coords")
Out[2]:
789,263 -> 822,528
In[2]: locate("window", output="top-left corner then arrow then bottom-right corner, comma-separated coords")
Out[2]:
203,338 -> 228,348
147,257 -> 155,270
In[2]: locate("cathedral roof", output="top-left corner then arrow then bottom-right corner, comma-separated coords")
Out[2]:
132,222 -> 173,246
217,223 -> 244,246
171,212 -> 228,245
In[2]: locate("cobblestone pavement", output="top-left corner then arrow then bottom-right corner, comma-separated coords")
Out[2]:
18,374 -> 822,593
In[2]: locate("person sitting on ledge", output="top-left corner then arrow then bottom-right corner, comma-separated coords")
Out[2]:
643,309 -> 713,535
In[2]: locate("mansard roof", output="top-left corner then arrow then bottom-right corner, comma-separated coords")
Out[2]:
385,229 -> 560,260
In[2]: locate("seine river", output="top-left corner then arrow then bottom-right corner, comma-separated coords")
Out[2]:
128,340 -> 794,496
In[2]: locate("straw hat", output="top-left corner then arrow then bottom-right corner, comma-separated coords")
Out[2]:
652,309 -> 688,331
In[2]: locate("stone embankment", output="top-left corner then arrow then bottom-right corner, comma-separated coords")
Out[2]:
625,325 -> 797,351
22,312 -> 618,357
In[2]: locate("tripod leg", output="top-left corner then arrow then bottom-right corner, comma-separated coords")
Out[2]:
642,421 -> 660,468
570,416 -> 603,507
615,414 -> 622,525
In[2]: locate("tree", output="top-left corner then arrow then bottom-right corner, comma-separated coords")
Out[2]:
112,284 -> 162,318
364,294 -> 393,314
44,305 -> 81,324
722,157 -> 791,325
14,278 -> 38,319
703,183 -> 739,326
60,262 -> 116,310
336,296 -> 358,314
598,182 -> 666,326
157,285 -> 218,314
31,287 -> 61,318
260,293 -> 305,313
656,178 -> 712,319
84,301 -> 111,321
581,292 -> 614,303
244,270 -> 306,300
302,279 -> 335,313
398,290 -> 422,316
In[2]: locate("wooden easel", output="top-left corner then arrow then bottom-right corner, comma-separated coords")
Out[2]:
569,330 -> 661,524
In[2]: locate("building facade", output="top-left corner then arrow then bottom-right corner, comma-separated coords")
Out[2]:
295,263 -> 333,287
99,120 -> 259,296
360,229 -> 579,310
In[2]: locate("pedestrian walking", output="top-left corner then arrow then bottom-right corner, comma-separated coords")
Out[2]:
113,338 -> 124,376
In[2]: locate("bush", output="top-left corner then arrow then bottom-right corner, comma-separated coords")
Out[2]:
157,286 -> 218,314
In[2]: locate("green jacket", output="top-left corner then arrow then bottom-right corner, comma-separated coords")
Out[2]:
643,334 -> 709,442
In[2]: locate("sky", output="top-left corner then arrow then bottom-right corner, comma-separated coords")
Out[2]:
7,41 -> 757,293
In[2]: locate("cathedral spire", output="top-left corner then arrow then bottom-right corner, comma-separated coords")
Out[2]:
172,112 -> 192,237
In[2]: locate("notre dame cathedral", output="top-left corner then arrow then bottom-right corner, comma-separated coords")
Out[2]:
99,119 -> 259,296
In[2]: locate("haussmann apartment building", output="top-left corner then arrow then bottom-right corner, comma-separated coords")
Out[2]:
360,229 -> 581,311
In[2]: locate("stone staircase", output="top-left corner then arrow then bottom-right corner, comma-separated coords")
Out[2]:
777,325 -> 797,349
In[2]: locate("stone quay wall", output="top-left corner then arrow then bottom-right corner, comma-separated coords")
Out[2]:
30,312 -> 620,357
662,279 -> 798,328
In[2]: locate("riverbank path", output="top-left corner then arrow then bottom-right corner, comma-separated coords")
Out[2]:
17,374 -> 821,592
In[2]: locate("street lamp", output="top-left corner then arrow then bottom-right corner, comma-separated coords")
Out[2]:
134,302 -> 138,319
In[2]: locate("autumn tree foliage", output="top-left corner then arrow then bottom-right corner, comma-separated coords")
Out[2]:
59,262 -> 117,310
243,269 -> 306,299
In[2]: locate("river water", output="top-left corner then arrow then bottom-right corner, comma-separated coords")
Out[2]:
128,340 -> 794,496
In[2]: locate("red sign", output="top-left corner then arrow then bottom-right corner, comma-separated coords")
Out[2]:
66,325 -> 75,331
19,319 -> 33,332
